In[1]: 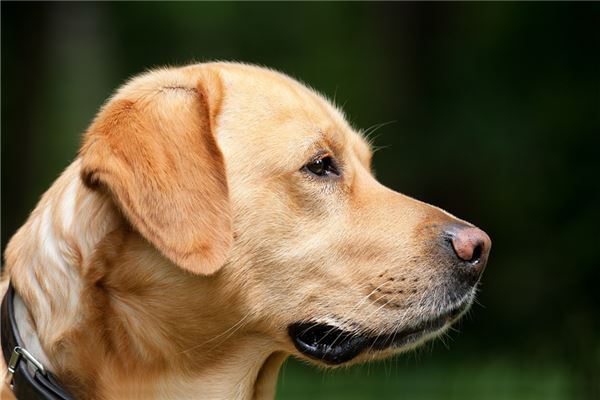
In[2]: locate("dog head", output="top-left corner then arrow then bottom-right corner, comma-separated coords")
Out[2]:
80,62 -> 491,367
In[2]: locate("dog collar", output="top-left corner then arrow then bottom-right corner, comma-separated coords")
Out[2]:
1,282 -> 74,400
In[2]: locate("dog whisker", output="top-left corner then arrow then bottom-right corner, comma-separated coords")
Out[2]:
360,120 -> 396,144
178,311 -> 253,355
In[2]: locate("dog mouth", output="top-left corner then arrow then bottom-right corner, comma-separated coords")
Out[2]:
288,303 -> 468,365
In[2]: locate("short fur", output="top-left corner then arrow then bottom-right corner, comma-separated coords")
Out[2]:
2,62 -> 484,399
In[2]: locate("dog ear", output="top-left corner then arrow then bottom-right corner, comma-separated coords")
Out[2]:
79,70 -> 231,275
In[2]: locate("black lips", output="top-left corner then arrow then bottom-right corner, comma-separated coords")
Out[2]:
288,323 -> 370,364
288,304 -> 466,365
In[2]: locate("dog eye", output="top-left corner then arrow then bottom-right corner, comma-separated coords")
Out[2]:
303,156 -> 339,178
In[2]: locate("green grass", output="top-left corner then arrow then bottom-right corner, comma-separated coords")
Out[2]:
276,355 -> 579,400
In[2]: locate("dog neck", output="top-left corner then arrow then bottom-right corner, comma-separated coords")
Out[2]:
3,159 -> 287,399
4,160 -> 121,365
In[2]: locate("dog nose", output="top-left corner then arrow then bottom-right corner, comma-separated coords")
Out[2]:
447,225 -> 491,276
451,226 -> 491,263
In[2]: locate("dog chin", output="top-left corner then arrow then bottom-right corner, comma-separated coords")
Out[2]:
288,296 -> 473,366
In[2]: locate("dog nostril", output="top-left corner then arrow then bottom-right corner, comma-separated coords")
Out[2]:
470,243 -> 483,264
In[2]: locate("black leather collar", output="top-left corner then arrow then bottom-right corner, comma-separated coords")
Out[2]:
1,282 -> 74,400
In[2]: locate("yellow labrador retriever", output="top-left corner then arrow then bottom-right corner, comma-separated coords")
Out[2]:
1,62 -> 491,399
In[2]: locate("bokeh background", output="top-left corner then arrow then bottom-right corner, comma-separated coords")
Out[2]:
2,3 -> 599,399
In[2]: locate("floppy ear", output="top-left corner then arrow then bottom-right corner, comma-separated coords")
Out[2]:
79,71 -> 231,275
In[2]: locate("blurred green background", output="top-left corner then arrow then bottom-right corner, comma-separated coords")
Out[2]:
2,2 -> 599,399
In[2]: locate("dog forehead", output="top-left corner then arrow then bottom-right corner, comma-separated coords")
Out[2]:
212,63 -> 367,174
215,63 -> 347,125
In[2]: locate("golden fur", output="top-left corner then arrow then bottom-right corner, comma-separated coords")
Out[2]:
2,62 -> 486,399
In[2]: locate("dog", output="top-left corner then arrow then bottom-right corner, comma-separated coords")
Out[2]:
1,62 -> 491,399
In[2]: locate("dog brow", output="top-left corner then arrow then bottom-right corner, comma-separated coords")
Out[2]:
308,128 -> 346,154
